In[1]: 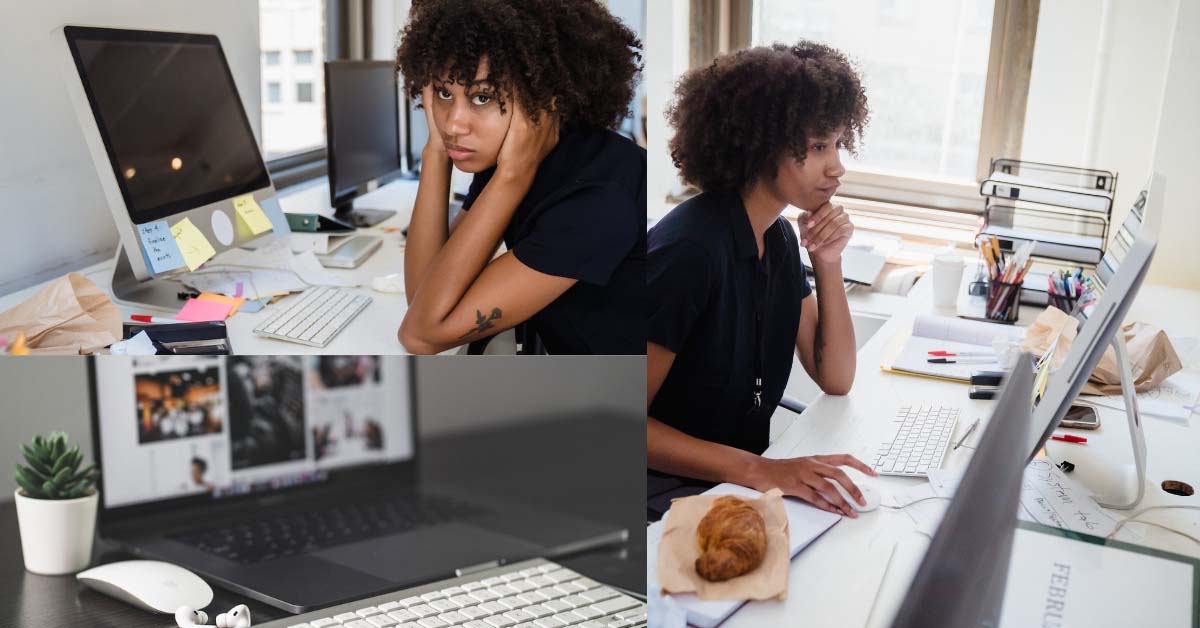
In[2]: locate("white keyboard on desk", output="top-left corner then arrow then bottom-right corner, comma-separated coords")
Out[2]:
261,559 -> 646,628
871,403 -> 961,477
253,286 -> 372,347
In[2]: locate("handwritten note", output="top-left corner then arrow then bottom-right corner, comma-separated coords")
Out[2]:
136,221 -> 185,273
170,217 -> 217,271
233,194 -> 273,235
1020,459 -> 1142,542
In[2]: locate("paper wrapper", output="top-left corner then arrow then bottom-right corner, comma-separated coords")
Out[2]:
1021,307 -> 1182,395
0,273 -> 122,355
656,488 -> 790,601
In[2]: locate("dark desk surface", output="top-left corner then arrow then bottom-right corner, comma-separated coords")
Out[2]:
0,415 -> 644,628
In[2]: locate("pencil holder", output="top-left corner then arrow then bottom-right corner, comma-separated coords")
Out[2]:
1048,293 -> 1079,313
985,279 -> 1021,323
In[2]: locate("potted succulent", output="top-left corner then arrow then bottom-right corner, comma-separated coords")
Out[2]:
13,432 -> 100,575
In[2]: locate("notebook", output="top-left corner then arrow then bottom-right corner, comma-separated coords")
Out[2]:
647,484 -> 841,628
882,314 -> 1027,382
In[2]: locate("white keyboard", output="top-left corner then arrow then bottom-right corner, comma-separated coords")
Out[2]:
259,559 -> 646,628
871,404 -> 961,477
253,286 -> 372,347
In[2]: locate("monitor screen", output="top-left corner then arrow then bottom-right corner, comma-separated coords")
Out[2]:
406,97 -> 430,174
326,62 -> 402,202
64,27 -> 271,223
93,356 -> 414,510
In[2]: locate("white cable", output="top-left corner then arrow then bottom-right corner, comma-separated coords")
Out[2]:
880,495 -> 952,510
1107,505 -> 1200,546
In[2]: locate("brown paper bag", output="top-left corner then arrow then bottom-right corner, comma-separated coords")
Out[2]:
0,273 -> 122,355
1021,307 -> 1181,395
656,488 -> 790,601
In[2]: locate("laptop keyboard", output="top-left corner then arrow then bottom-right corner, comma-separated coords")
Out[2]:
171,495 -> 485,564
261,559 -> 646,628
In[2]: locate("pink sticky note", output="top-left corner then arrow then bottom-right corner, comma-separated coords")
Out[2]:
176,298 -> 235,322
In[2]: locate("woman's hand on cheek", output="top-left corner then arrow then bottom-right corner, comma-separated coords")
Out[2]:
495,100 -> 560,183
800,202 -> 854,264
420,84 -> 448,159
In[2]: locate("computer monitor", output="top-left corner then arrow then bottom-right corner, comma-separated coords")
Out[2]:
403,92 -> 430,175
889,353 -> 1035,628
324,60 -> 401,228
58,26 -> 278,310
1027,173 -> 1162,508
90,355 -> 415,515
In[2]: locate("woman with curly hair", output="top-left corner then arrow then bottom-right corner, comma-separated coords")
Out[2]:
394,0 -> 646,355
647,43 -> 878,518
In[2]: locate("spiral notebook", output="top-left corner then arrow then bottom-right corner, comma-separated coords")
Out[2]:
882,314 -> 1027,383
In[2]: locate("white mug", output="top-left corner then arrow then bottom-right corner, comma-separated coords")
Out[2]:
931,254 -> 965,309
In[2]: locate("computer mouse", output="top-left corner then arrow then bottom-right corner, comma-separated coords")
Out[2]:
371,273 -> 405,294
76,560 -> 213,614
825,478 -> 881,513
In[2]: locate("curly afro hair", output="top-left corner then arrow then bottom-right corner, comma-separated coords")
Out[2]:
667,42 -> 869,194
395,0 -> 642,130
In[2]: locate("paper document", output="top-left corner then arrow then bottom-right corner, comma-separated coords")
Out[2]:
1087,370 -> 1200,421
885,314 -> 1026,382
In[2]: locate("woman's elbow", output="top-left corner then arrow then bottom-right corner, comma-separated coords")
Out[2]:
397,319 -> 442,355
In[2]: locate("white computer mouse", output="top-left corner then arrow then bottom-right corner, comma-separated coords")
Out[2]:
371,273 -> 405,294
825,478 -> 881,513
76,560 -> 213,614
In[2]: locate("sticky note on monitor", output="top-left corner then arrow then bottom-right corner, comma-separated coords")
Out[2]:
171,217 -> 217,271
233,194 -> 273,235
176,297 -> 235,322
136,221 -> 185,274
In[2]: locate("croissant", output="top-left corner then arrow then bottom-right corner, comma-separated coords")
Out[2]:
694,496 -> 767,581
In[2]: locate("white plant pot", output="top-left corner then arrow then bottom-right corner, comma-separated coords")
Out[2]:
14,488 -> 98,575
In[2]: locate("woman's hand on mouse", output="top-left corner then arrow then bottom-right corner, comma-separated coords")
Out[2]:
495,99 -> 560,185
745,454 -> 877,518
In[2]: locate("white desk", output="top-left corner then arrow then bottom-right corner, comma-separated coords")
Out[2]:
0,179 -> 423,355
708,276 -> 1200,628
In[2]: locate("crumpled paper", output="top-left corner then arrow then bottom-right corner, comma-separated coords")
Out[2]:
656,488 -> 790,601
0,273 -> 122,355
1021,306 -> 1182,395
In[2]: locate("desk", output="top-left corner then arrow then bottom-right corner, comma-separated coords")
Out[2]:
0,178 -> 421,355
0,415 -> 645,628
688,275 -> 1200,628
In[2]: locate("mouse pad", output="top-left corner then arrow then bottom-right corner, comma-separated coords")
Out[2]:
314,522 -> 542,583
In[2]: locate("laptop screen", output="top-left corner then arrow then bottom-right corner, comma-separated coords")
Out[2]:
93,356 -> 414,509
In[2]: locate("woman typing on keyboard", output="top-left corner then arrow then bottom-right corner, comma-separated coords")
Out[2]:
646,42 -> 877,519
394,0 -> 646,355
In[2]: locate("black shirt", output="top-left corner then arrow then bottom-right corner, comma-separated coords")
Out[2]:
463,125 -> 646,355
647,191 -> 813,454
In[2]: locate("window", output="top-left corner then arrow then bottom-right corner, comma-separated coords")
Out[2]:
259,0 -> 326,160
296,82 -> 314,103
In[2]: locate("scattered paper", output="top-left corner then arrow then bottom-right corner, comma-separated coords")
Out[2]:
238,298 -> 269,314
136,221 -> 185,273
1087,370 -> 1200,421
233,194 -> 274,235
182,269 -> 307,302
109,330 -> 158,355
176,298 -> 235,322
171,217 -> 217,271
288,250 -> 360,287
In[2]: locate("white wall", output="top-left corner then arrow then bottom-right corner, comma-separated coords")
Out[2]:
0,2 -> 262,295
645,0 -> 690,222
1022,0 -> 1199,289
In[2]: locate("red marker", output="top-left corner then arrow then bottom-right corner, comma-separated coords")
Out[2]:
130,315 -> 185,324
1052,434 -> 1087,444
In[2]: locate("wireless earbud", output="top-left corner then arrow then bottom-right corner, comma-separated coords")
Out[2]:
215,604 -> 252,628
175,606 -> 209,628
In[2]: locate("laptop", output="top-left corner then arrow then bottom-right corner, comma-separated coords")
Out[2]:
88,356 -> 627,613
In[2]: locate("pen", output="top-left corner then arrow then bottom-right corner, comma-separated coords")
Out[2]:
953,418 -> 980,450
928,357 -> 996,364
928,350 -> 994,357
1051,434 -> 1088,444
130,315 -> 186,324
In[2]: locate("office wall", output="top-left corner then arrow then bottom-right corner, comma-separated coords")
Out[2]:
645,0 -> 690,222
1022,0 -> 1199,289
0,357 -> 644,502
0,2 -> 263,295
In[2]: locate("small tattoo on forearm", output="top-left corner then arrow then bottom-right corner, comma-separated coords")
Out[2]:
460,307 -> 502,339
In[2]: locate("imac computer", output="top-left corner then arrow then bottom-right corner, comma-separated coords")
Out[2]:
403,85 -> 430,175
58,26 -> 280,311
324,61 -> 401,228
1028,173 -> 1163,509
890,354 -> 1035,628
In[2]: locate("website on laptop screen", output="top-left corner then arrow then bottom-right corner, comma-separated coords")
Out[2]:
93,356 -> 414,509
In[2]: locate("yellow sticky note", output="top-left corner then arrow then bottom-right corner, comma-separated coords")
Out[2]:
197,291 -> 246,316
170,217 -> 217,271
233,194 -> 273,235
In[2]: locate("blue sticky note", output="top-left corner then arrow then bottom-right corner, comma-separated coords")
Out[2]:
137,221 -> 185,273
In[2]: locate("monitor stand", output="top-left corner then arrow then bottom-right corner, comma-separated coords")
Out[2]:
1088,331 -> 1149,511
333,206 -> 397,228
109,246 -> 189,313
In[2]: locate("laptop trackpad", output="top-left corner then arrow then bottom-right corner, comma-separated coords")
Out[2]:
314,523 -> 541,584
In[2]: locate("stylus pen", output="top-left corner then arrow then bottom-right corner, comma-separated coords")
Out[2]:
130,315 -> 186,324
1052,434 -> 1088,444
953,418 -> 980,450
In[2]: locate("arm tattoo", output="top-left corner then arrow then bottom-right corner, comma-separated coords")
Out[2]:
459,307 -> 502,339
